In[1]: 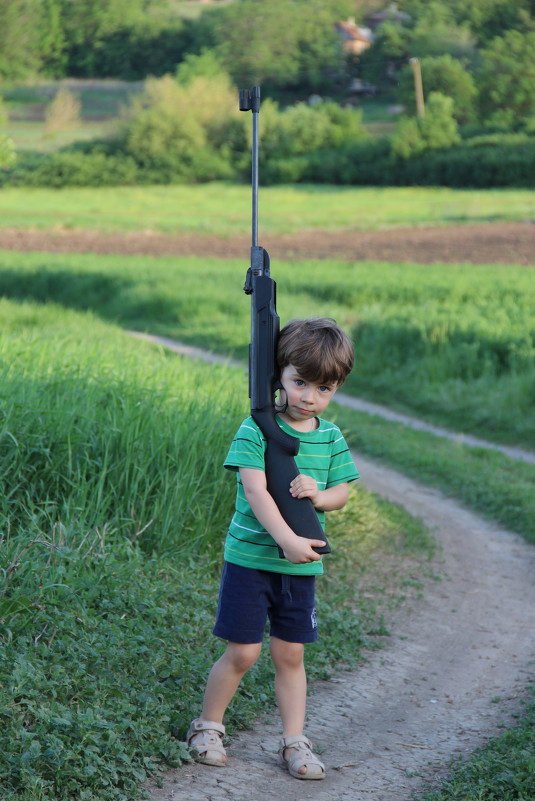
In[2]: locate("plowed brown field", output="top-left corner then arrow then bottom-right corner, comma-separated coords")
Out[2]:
1,221 -> 534,263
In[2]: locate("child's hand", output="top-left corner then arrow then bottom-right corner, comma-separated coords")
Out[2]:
289,474 -> 319,505
282,535 -> 325,564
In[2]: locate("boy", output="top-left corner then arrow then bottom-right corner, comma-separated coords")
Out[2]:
187,318 -> 359,780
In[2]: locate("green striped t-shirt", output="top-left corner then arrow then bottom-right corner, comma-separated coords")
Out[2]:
223,415 -> 359,575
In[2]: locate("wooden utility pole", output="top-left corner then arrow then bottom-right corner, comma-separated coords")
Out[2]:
409,58 -> 425,117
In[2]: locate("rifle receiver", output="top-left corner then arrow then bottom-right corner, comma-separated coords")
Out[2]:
238,85 -> 330,556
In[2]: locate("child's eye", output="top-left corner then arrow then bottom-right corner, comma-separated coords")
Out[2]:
319,386 -> 331,393
294,379 -> 305,387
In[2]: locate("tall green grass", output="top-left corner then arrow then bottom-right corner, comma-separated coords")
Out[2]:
1,250 -> 533,448
0,298 -> 245,555
0,299 -> 434,800
0,184 -> 533,233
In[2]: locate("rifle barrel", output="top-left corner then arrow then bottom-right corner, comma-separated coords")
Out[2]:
252,107 -> 259,249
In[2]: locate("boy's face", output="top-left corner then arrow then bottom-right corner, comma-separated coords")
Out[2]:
279,364 -> 338,428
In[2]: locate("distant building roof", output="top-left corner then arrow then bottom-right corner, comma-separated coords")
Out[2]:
365,3 -> 411,28
335,17 -> 373,55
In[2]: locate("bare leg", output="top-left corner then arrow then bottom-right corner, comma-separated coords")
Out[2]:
201,640 -> 262,723
270,636 -> 309,776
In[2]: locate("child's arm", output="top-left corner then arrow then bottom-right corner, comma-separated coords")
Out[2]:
289,475 -> 349,511
239,467 -> 326,564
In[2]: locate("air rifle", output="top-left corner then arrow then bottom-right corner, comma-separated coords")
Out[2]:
239,86 -> 330,556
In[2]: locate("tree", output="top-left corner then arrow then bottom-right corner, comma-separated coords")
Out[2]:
119,72 -> 241,179
448,0 -> 534,44
399,55 -> 478,124
360,1 -> 477,88
478,30 -> 535,126
0,0 -> 43,79
408,2 -> 477,61
36,0 -> 67,77
359,19 -> 412,86
43,87 -> 81,139
0,0 -> 66,79
175,49 -> 224,85
198,0 -> 351,94
391,92 -> 460,158
59,0 -> 148,75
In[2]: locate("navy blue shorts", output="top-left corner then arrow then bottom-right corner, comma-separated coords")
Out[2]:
213,562 -> 318,644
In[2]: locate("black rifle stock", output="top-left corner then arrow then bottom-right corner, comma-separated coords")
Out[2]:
239,86 -> 330,556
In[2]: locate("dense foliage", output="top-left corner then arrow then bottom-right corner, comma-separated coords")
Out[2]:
1,1 -> 534,187
1,0 -> 534,111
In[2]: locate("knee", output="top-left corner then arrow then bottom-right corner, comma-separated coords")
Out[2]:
270,638 -> 304,671
225,642 -> 262,674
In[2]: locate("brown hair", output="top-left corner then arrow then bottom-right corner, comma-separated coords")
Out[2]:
277,318 -> 354,386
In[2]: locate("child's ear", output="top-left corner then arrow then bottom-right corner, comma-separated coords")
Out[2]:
275,387 -> 288,413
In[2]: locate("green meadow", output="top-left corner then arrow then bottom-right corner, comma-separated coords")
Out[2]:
0,249 -> 533,449
1,183 -> 534,800
0,184 -> 534,233
0,300 -> 432,800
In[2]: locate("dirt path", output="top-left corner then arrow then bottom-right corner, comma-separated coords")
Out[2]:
146,455 -> 535,801
5,223 -> 534,799
129,331 -> 535,467
133,335 -> 535,801
1,221 -> 534,264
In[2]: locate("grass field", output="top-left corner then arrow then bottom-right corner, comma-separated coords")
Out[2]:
2,80 -> 141,152
1,249 -> 533,450
0,299 -> 432,801
1,182 -> 534,800
0,184 -> 534,234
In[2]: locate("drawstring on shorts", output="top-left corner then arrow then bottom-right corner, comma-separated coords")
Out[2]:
281,574 -> 292,601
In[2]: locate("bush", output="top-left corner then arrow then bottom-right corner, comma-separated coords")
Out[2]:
398,54 -> 478,125
463,132 -> 534,147
400,141 -> 535,188
0,97 -> 16,170
299,138 -> 392,185
0,150 -> 140,188
277,135 -> 535,189
391,92 -> 460,158
43,87 -> 81,139
260,99 -> 367,183
119,73 -> 241,181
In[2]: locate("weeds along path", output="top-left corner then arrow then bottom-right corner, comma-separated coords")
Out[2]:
146,456 -> 535,801
137,335 -> 535,801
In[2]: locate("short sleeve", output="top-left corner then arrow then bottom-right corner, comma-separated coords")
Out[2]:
224,417 -> 266,472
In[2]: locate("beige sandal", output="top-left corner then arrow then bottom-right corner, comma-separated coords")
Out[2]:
187,719 -> 227,767
279,735 -> 325,780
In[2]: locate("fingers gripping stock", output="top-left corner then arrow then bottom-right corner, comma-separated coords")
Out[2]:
239,86 -> 330,556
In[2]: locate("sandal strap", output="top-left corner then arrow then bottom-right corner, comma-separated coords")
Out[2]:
279,735 -> 325,777
188,718 -> 225,740
280,735 -> 313,750
187,718 -> 227,767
